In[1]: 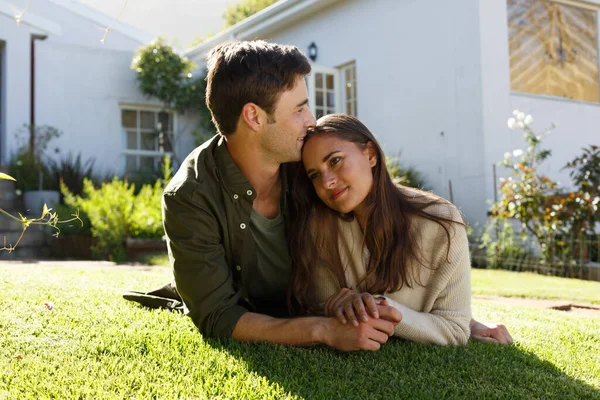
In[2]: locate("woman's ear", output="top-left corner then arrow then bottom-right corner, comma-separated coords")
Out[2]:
366,142 -> 378,167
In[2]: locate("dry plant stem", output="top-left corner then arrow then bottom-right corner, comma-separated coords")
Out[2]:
0,207 -> 82,252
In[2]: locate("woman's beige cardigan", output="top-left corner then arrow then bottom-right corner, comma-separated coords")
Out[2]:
310,194 -> 472,345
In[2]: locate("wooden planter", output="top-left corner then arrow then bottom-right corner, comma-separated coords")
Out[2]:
50,235 -> 97,259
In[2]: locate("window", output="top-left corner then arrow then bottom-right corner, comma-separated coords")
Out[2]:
340,62 -> 358,116
309,68 -> 338,119
121,108 -> 174,175
307,62 -> 358,119
507,0 -> 599,103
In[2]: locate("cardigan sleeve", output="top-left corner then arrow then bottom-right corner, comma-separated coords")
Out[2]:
384,207 -> 472,345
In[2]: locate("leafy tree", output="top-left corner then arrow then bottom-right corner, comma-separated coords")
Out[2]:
131,38 -> 216,156
223,0 -> 278,27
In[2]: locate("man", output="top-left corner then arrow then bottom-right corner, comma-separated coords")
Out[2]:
162,40 -> 512,350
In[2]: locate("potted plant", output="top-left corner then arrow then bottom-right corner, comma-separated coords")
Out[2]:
9,125 -> 62,213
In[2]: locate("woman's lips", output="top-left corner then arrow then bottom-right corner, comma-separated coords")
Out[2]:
330,187 -> 348,201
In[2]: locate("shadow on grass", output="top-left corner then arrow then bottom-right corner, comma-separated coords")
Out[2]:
206,338 -> 599,399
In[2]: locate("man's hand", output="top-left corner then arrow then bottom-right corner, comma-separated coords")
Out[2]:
321,315 -> 396,351
470,319 -> 513,344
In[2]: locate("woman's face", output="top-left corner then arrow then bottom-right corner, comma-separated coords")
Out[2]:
302,134 -> 377,216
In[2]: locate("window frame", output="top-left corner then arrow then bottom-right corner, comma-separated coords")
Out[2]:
339,61 -> 358,117
120,104 -> 176,175
507,0 -> 600,105
307,65 -> 341,119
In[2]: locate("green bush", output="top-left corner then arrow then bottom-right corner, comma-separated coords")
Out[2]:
481,221 -> 533,270
8,125 -> 62,192
61,157 -> 172,261
385,156 -> 428,190
129,180 -> 165,239
63,178 -> 135,262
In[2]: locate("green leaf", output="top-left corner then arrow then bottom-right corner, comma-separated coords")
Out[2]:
0,172 -> 16,181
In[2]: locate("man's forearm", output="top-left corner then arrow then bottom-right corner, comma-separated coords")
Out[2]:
231,312 -> 329,346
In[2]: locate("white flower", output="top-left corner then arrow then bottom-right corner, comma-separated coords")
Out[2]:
524,114 -> 533,125
504,152 -> 511,159
513,109 -> 520,116
517,121 -> 525,129
15,189 -> 22,196
512,149 -> 524,157
507,118 -> 516,130
517,112 -> 525,121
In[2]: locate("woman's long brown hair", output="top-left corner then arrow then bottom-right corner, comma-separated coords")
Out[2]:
288,114 -> 464,315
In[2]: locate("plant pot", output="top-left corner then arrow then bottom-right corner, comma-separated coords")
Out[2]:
23,190 -> 60,213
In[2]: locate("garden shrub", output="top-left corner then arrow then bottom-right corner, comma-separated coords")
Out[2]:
63,178 -> 135,262
485,112 -> 599,276
61,156 -> 173,261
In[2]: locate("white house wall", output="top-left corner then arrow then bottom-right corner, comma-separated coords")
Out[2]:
0,12 -> 32,165
222,0 -> 488,223
1,1 -> 196,176
35,41 -> 144,176
34,40 -> 198,176
479,0 -> 600,208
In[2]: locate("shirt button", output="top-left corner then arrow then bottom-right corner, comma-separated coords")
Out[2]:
236,265 -> 241,271
233,194 -> 239,199
246,190 -> 253,196
240,223 -> 246,229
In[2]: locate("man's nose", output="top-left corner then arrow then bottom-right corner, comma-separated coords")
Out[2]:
306,110 -> 317,128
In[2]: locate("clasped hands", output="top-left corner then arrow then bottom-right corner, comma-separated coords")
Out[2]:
322,287 -> 513,351
322,288 -> 402,351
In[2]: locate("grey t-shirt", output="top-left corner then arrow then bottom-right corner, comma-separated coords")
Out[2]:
246,208 -> 292,307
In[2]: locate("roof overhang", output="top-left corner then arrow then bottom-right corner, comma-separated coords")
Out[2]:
0,0 -> 62,36
48,0 -> 153,44
185,0 -> 342,61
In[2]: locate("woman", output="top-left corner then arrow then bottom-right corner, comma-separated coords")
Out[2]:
289,114 -> 472,345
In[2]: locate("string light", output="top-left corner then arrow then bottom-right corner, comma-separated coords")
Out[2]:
100,0 -> 129,44
14,0 -> 32,25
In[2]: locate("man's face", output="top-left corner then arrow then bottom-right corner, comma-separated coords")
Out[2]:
260,76 -> 316,163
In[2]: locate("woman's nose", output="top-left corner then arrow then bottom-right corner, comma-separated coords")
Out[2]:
322,172 -> 336,189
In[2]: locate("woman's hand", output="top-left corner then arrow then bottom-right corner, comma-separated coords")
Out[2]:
324,288 -> 399,327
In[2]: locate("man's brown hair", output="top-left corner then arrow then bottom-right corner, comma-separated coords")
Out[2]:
205,40 -> 311,136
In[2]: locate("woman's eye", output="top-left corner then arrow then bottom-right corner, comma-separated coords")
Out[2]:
308,173 -> 319,181
330,157 -> 341,166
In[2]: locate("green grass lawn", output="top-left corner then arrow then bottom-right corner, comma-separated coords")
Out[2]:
472,268 -> 600,304
1,263 -> 599,399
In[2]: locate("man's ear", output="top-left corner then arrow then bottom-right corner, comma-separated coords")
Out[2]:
240,103 -> 262,131
366,142 -> 378,167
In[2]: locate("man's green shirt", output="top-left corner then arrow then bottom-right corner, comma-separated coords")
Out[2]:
162,135 -> 294,338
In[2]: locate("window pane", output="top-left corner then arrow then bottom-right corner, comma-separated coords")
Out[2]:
126,131 -> 137,150
139,156 -> 156,172
326,74 -> 334,90
141,132 -> 156,151
140,111 -> 155,129
346,82 -> 353,100
315,107 -> 324,119
327,91 -> 335,108
122,110 -> 137,128
345,67 -> 352,81
316,89 -> 324,107
507,0 -> 599,103
315,73 -> 323,89
158,111 -> 172,131
125,156 -> 137,173
163,134 -> 174,152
